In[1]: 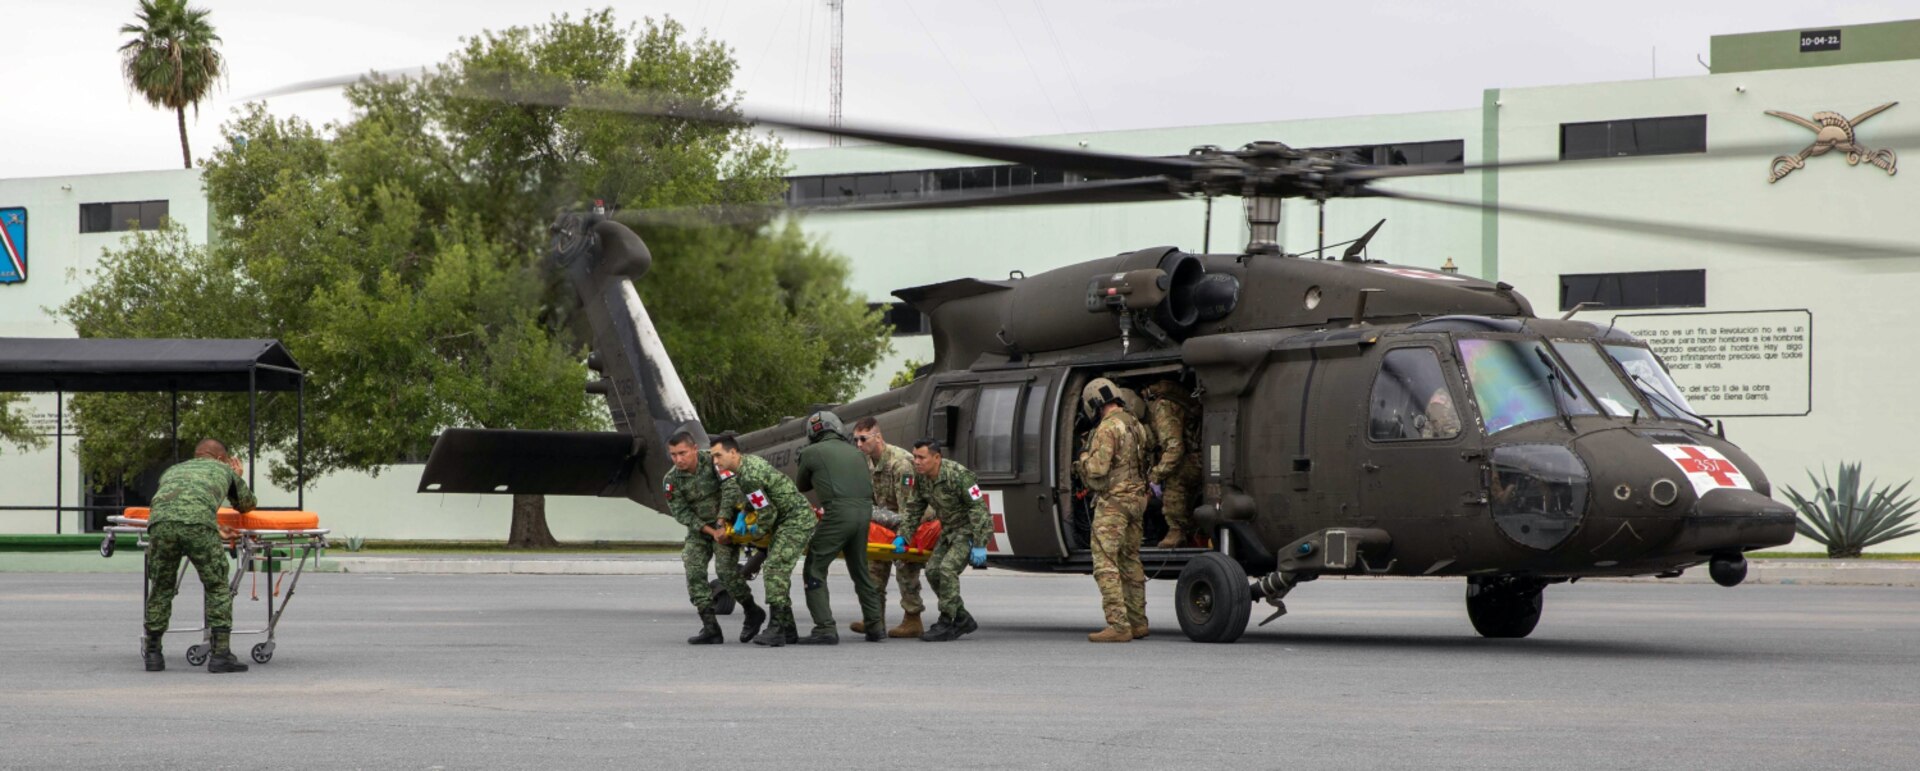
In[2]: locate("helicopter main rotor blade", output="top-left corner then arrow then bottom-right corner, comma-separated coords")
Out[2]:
1368,187 -> 1920,259
242,67 -> 430,100
463,78 -> 1209,181
603,177 -> 1185,228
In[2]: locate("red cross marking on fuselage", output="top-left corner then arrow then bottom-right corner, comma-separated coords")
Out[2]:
1675,446 -> 1740,486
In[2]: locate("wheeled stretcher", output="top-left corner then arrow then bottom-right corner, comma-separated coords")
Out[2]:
101,507 -> 328,666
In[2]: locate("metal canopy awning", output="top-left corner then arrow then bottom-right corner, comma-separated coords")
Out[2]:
0,338 -> 302,392
0,337 -> 307,533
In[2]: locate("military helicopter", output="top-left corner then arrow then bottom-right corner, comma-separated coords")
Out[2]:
406,81 -> 1920,643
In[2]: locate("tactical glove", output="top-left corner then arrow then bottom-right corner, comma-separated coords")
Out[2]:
969,546 -> 988,567
892,535 -> 907,554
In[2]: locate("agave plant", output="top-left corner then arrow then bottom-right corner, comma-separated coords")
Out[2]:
1782,463 -> 1920,559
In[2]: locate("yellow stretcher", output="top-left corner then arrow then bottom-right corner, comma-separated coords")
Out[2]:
866,520 -> 940,564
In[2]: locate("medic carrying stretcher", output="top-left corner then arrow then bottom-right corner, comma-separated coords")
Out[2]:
865,506 -> 941,563
101,507 -> 328,666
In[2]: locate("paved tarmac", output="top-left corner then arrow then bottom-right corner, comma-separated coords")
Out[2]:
2,569 -> 1917,769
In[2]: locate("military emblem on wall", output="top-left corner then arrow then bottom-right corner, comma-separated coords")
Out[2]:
1765,102 -> 1899,183
0,207 -> 26,284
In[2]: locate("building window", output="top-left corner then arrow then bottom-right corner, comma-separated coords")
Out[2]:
867,303 -> 930,336
1324,139 -> 1466,169
1559,270 -> 1706,311
79,200 -> 169,233
1560,116 -> 1706,160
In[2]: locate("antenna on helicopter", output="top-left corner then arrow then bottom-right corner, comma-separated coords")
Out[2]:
1341,219 -> 1387,262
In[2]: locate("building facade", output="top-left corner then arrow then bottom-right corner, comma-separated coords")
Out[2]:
4,20 -> 1916,549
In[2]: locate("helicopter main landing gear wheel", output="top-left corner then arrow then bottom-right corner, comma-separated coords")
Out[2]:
1175,552 -> 1252,643
1466,576 -> 1546,638
711,579 -> 737,616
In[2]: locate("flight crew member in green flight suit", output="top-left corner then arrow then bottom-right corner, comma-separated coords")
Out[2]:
793,411 -> 887,644
142,439 -> 256,673
662,430 -> 766,645
712,433 -> 817,647
892,439 -> 994,642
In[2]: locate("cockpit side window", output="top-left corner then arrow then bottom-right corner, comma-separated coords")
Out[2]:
1368,348 -> 1461,442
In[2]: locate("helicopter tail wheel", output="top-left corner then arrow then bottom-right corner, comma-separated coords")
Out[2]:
710,580 -> 737,616
1175,552 -> 1252,643
1465,576 -> 1546,639
1709,554 -> 1748,587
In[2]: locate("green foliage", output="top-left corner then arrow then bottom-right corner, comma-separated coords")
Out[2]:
636,222 -> 890,432
119,0 -> 225,166
889,358 -> 927,390
1783,462 -> 1920,559
63,9 -> 890,491
0,393 -> 45,455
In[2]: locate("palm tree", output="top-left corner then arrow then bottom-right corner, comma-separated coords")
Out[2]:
119,0 -> 225,169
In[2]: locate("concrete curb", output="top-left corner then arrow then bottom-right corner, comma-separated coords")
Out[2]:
319,556 -> 1920,586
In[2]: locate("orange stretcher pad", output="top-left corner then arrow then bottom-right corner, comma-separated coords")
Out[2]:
122,507 -> 322,531
866,520 -> 942,564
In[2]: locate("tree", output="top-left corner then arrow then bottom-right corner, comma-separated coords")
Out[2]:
120,0 -> 225,169
1,393 -> 44,455
65,11 -> 890,546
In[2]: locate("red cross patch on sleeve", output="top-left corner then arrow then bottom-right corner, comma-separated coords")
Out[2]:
718,469 -> 735,480
748,490 -> 770,510
967,484 -> 983,501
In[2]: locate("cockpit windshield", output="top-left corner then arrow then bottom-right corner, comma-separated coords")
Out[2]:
1457,338 -> 1598,434
1550,341 -> 1640,417
1604,344 -> 1706,425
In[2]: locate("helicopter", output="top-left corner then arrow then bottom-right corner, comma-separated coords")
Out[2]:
406,81 -> 1920,643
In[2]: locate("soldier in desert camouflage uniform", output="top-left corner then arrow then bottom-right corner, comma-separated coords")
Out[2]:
711,434 -> 816,648
893,439 -> 993,642
142,439 -> 256,673
1143,380 -> 1204,547
848,416 -> 929,639
1075,379 -> 1152,643
662,431 -> 765,645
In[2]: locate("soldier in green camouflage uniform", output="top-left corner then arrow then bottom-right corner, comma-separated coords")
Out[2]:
894,439 -> 993,642
850,416 -> 927,639
712,434 -> 816,647
143,440 -> 256,672
663,432 -> 765,645
1075,379 -> 1151,643
1144,380 -> 1204,547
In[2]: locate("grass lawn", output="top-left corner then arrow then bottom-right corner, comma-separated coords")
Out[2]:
1749,551 -> 1920,561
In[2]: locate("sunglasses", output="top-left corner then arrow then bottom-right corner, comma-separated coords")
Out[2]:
853,435 -> 873,444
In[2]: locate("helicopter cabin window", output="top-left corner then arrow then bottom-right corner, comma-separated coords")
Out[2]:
1018,384 -> 1048,476
1456,338 -> 1600,434
1368,349 -> 1461,441
972,384 -> 1023,475
1604,344 -> 1708,426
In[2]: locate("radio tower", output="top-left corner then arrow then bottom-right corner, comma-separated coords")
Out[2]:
827,0 -> 844,147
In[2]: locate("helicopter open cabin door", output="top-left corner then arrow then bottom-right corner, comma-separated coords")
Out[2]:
1358,343 -> 1481,570
924,372 -> 1064,558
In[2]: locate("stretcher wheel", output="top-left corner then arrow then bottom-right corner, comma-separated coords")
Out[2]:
100,537 -> 115,558
251,642 -> 274,664
186,645 -> 209,666
711,580 -> 736,616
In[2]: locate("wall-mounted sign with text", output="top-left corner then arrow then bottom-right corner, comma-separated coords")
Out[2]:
1612,309 -> 1812,418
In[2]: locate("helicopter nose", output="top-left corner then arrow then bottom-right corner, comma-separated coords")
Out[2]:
1663,487 -> 1798,558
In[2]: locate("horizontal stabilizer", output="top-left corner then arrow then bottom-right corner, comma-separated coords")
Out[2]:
418,429 -> 640,497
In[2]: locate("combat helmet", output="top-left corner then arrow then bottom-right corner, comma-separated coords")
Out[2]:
806,410 -> 846,443
1080,378 -> 1124,420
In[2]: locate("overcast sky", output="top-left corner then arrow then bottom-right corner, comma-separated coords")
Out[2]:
5,0 -> 1919,179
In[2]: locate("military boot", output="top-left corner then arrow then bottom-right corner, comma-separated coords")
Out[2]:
142,633 -> 165,672
753,606 -> 796,648
1155,529 -> 1186,549
1131,621 -> 1151,639
920,614 -> 961,642
862,615 -> 887,642
1087,625 -> 1133,643
206,627 -> 250,673
738,597 -> 767,644
687,610 -> 725,645
886,613 -> 923,639
951,611 -> 979,638
795,626 -> 840,645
